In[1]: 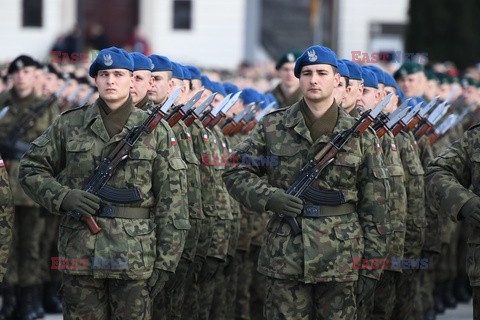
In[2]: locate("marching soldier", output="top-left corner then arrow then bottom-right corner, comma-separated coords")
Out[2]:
223,45 -> 390,319
268,49 -> 303,108
0,55 -> 58,320
18,47 -> 190,319
0,154 -> 14,283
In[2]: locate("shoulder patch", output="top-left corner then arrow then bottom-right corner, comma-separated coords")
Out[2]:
60,103 -> 87,116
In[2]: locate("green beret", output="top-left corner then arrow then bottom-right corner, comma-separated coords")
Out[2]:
425,69 -> 438,82
275,49 -> 303,70
8,55 -> 38,75
460,77 -> 476,87
435,73 -> 449,85
393,62 -> 425,80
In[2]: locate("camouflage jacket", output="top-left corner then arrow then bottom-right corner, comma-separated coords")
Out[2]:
223,100 -> 390,282
19,100 -> 190,280
268,84 -> 303,109
395,131 -> 426,260
0,155 -> 14,282
225,134 -> 242,257
0,89 -> 58,207
381,132 -> 407,267
425,124 -> 480,284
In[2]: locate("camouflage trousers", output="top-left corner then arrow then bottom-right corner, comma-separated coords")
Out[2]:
4,206 -> 45,287
370,270 -> 400,320
198,264 -> 223,320
419,253 -> 439,313
264,278 -> 356,320
250,245 -> 266,320
391,270 -> 420,320
153,218 -> 202,319
60,274 -> 152,320
474,286 -> 480,320
40,210 -> 61,283
235,250 -> 252,320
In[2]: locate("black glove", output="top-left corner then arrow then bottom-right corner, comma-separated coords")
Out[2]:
459,197 -> 480,227
60,189 -> 101,218
164,258 -> 191,293
148,268 -> 170,298
197,257 -> 222,284
266,189 -> 303,218
356,275 -> 377,305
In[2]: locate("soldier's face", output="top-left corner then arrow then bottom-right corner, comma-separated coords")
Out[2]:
299,64 -> 339,104
278,62 -> 297,87
343,79 -> 362,112
12,66 -> 36,92
148,71 -> 171,104
95,69 -> 133,106
130,70 -> 153,105
42,73 -> 58,96
333,76 -> 350,106
356,86 -> 380,112
397,73 -> 421,98
63,80 -> 78,98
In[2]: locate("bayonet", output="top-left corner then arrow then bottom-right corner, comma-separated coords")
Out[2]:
243,102 -> 276,134
165,89 -> 205,127
222,102 -> 253,135
390,102 -> 423,136
183,93 -> 217,127
206,91 -> 242,128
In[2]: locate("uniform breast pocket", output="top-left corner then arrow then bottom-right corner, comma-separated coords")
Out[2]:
168,157 -> 188,195
122,219 -> 156,271
66,140 -> 95,177
184,152 -> 201,187
269,143 -> 305,183
126,147 -> 157,185
325,153 -> 361,189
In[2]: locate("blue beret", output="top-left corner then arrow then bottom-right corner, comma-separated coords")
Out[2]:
241,88 -> 262,105
341,60 -> 362,81
129,52 -> 153,71
397,87 -> 405,100
364,65 -> 385,84
294,45 -> 338,78
89,47 -> 133,77
223,82 -> 240,95
383,72 -> 397,88
182,66 -> 192,80
185,65 -> 201,79
210,81 -> 227,96
336,59 -> 350,78
264,92 -> 279,109
148,54 -> 172,72
361,67 -> 378,89
171,62 -> 184,80
201,75 -> 213,91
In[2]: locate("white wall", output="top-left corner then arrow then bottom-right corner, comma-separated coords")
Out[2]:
337,0 -> 409,61
0,0 -> 76,63
140,0 -> 246,69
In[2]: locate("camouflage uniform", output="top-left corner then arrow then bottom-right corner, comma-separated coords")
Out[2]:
200,125 -> 233,320
368,132 -> 407,320
424,124 -> 480,319
181,119 -> 217,320
0,87 -> 57,318
0,154 -> 14,282
223,100 -> 390,319
155,119 -> 203,320
19,99 -> 190,319
391,131 -> 426,320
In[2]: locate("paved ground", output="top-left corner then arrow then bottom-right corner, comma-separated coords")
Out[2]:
41,302 -> 473,319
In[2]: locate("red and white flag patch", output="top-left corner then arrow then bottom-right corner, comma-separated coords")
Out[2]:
391,143 -> 397,151
186,132 -> 192,140
222,142 -> 227,150
0,159 -> 4,167
376,143 -> 381,151
203,134 -> 209,142
171,137 -> 177,146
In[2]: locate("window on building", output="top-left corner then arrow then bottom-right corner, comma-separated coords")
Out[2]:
173,0 -> 191,30
23,0 -> 43,27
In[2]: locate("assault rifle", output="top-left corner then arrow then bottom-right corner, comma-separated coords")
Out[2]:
68,87 -> 182,234
242,102 -> 276,134
279,95 -> 390,235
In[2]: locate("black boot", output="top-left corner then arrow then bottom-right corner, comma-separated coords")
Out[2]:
32,285 -> 45,318
424,308 -> 436,320
0,287 -> 17,320
42,282 -> 62,314
433,284 -> 445,314
441,280 -> 457,309
453,276 -> 472,303
16,286 -> 36,320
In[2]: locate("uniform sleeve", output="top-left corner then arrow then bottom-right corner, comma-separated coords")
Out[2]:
0,159 -> 14,282
425,129 -> 477,221
222,119 -> 278,212
151,120 -> 190,272
19,116 -> 71,214
357,131 -> 390,279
